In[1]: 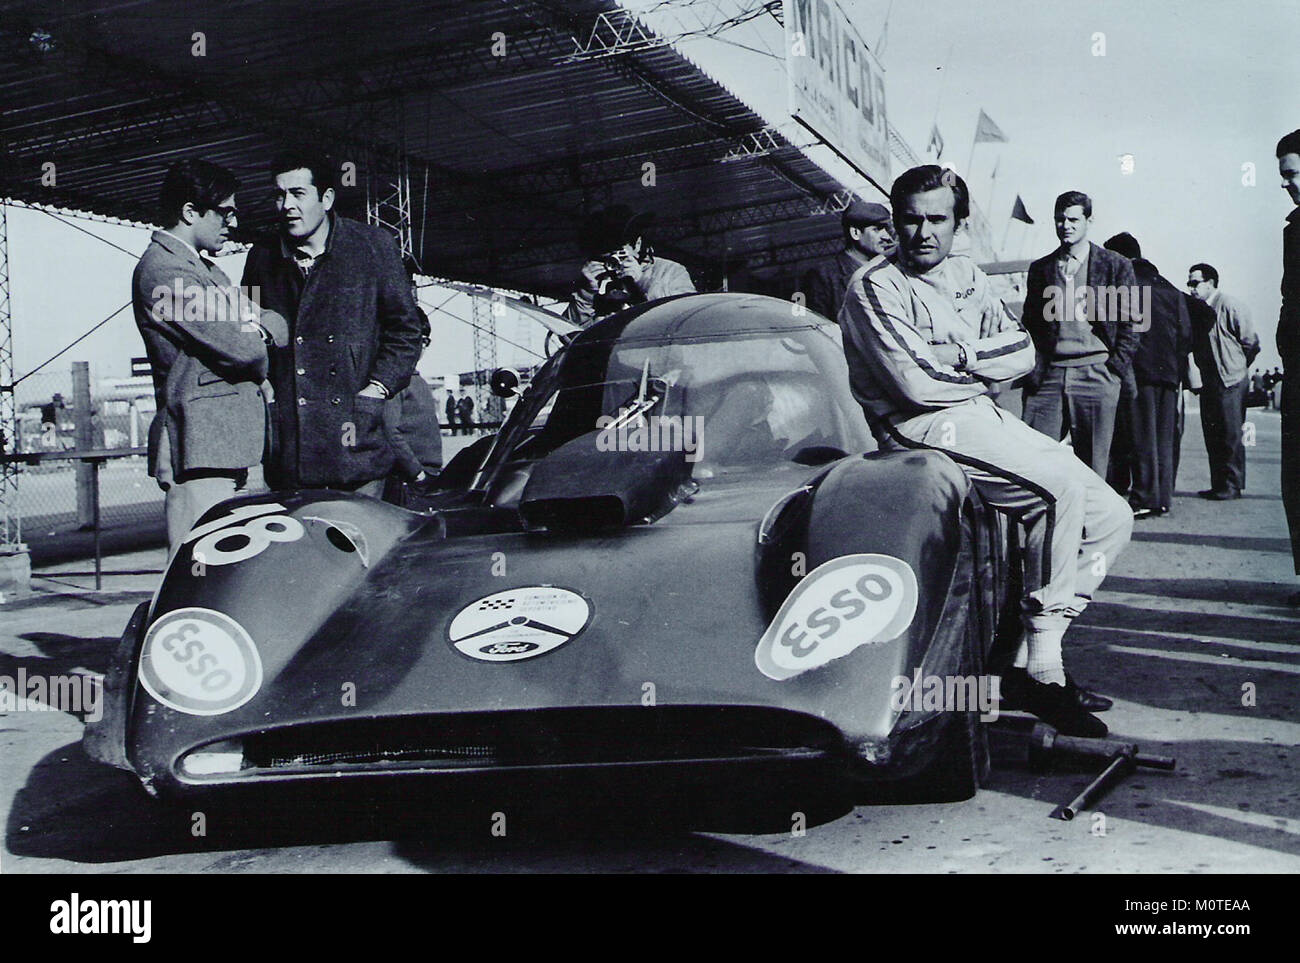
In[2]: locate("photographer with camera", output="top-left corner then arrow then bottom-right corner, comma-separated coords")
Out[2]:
566,205 -> 695,327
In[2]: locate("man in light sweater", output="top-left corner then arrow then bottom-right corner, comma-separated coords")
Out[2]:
1186,263 -> 1260,499
1021,191 -> 1140,478
838,165 -> 1132,737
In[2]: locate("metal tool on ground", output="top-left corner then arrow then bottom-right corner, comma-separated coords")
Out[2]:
1025,722 -> 1176,820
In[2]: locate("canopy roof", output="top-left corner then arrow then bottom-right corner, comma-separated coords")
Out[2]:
1,0 -> 861,297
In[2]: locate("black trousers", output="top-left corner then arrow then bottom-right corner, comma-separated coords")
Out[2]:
1201,377 -> 1247,495
1107,370 -> 1139,495
1281,371 -> 1300,574
1130,383 -> 1180,511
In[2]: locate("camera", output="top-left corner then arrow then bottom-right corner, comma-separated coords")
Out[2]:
596,256 -> 626,295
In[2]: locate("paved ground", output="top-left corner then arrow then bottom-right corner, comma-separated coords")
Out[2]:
2,408 -> 1296,873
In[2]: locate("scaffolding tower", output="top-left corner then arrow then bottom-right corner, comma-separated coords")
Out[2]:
0,202 -> 20,553
471,294 -> 498,424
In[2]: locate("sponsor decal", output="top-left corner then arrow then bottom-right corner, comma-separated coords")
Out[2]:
185,502 -> 304,566
755,554 -> 918,680
448,587 -> 592,662
138,608 -> 263,715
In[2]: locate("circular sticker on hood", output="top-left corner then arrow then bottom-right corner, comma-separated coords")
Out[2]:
448,586 -> 592,662
139,607 -> 263,715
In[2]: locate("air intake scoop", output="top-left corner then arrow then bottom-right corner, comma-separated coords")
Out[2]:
519,430 -> 693,532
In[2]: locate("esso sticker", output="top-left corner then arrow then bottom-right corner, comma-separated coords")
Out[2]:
755,554 -> 917,681
448,587 -> 592,662
139,608 -> 263,715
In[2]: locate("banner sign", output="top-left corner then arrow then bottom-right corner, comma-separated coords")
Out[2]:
784,0 -> 890,188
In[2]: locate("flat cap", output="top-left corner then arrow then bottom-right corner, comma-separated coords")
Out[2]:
842,199 -> 891,228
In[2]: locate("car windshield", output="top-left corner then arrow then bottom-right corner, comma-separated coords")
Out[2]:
480,316 -> 874,494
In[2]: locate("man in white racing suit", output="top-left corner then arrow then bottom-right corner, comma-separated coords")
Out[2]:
838,165 -> 1132,737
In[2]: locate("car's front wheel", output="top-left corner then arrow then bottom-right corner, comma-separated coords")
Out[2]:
890,616 -> 991,803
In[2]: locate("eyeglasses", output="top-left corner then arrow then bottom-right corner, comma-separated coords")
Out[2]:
1187,279 -> 1204,288
211,204 -> 239,224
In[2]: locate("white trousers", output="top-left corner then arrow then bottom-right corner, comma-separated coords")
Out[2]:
881,396 -> 1133,632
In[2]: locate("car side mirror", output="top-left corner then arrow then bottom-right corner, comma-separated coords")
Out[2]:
489,368 -> 520,398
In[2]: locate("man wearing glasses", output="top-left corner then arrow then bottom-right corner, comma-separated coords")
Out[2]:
1186,263 -> 1259,499
132,159 -> 287,554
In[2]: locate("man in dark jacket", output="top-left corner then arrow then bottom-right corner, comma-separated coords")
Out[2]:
241,149 -> 425,495
444,389 -> 459,435
456,392 -> 476,434
1021,191 -> 1141,477
1276,129 -> 1300,602
1103,233 -> 1192,517
381,374 -> 444,506
800,199 -> 896,321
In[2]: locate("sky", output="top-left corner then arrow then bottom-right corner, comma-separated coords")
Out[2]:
5,203 -> 551,408
643,0 -> 1300,367
6,0 -> 1298,399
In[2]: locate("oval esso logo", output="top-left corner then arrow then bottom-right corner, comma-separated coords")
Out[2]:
755,554 -> 918,681
138,607 -> 264,715
448,587 -> 592,663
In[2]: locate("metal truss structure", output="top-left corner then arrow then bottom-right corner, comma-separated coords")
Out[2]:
2,2 -> 865,295
0,203 -> 19,552
564,7 -> 667,61
470,293 -> 498,423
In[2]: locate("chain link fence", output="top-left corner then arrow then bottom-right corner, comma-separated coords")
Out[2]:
6,364 -> 504,556
8,365 -> 162,547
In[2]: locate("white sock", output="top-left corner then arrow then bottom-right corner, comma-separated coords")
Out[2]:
1013,636 -> 1029,668
1025,628 -> 1066,685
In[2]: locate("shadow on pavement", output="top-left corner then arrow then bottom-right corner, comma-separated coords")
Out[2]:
966,604 -> 1300,861
0,634 -> 122,725
1081,599 -> 1300,647
1102,575 -> 1299,609
6,738 -> 850,870
4,589 -> 153,613
982,732 -> 1299,863
1129,531 -> 1294,555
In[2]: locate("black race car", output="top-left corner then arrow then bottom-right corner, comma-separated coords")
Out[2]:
85,293 -> 1011,813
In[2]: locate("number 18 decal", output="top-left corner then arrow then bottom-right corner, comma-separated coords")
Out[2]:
183,502 -> 304,566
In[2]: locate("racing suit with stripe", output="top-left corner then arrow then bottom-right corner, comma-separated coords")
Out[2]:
839,253 -> 1132,633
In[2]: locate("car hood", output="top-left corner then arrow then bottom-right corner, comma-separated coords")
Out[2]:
124,467 -> 969,781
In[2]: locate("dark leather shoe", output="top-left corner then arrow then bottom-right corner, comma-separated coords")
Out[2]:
1000,669 -> 1108,737
1199,488 -> 1241,500
1132,506 -> 1157,519
1003,668 -> 1113,712
1065,673 -> 1113,712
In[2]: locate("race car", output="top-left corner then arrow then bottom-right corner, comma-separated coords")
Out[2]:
84,292 -> 1012,815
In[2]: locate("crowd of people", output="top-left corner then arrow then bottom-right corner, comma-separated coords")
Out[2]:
803,179 -> 1274,519
814,128 -> 1300,735
131,129 -> 1299,739
1249,366 -> 1286,409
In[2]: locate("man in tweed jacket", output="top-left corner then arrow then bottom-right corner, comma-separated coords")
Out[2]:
132,159 -> 287,553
